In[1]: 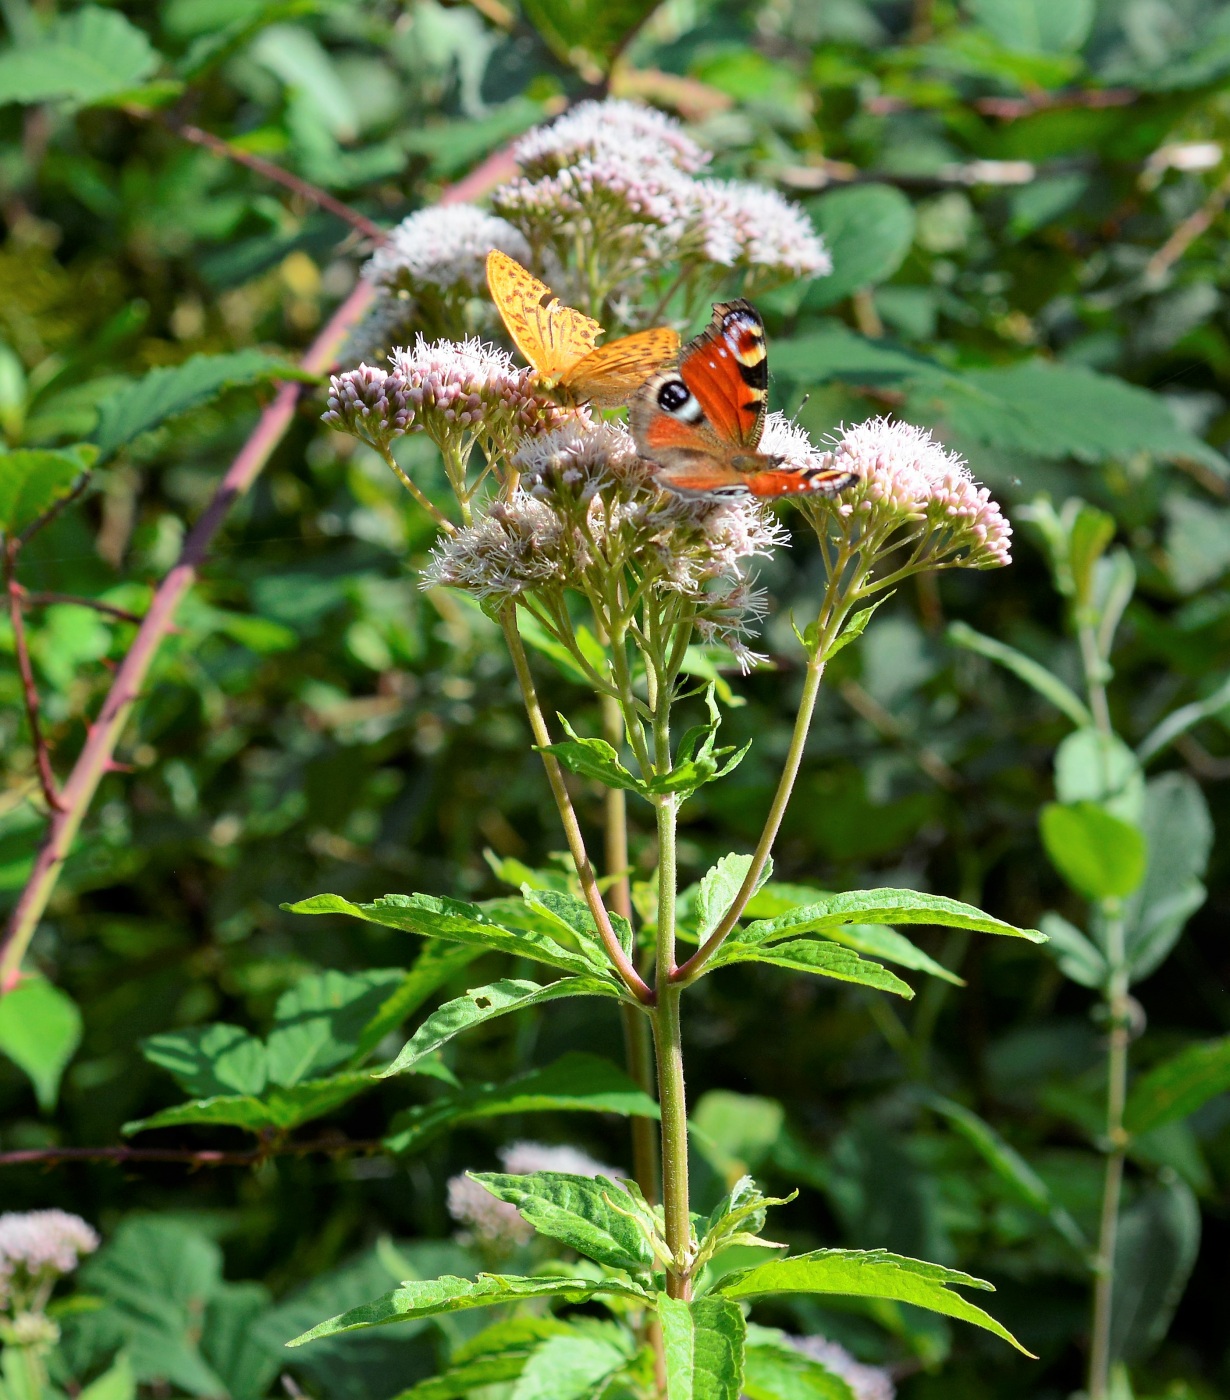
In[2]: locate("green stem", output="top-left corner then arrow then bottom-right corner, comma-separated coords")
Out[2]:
1089,907 -> 1130,1400
500,606 -> 653,1004
650,685 -> 691,1299
378,447 -> 455,533
602,689 -> 662,1203
1079,617 -> 1113,735
674,654 -> 827,984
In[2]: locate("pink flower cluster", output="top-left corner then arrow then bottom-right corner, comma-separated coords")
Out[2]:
325,338 -> 567,458
768,414 -> 1011,571
0,1210 -> 99,1311
492,99 -> 829,291
823,418 -> 1012,568
364,206 -> 529,295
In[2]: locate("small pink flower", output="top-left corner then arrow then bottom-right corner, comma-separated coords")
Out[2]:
363,206 -> 530,294
446,1175 -> 534,1248
513,99 -> 710,177
499,1140 -> 621,1177
691,180 -> 831,279
0,1211 -> 99,1311
812,417 -> 1013,569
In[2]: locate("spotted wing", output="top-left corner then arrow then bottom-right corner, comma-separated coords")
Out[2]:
676,300 -> 769,451
562,326 -> 682,407
486,249 -> 602,379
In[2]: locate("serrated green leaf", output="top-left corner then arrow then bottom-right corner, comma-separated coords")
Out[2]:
1039,802 -> 1147,901
715,1250 -> 1032,1355
266,969 -> 407,1087
0,977 -> 82,1111
384,1052 -> 659,1155
287,1273 -> 648,1346
1124,1037 -> 1230,1137
825,923 -> 964,986
511,1334 -> 630,1400
659,1294 -> 746,1400
380,977 -> 619,1077
733,888 -> 1042,946
93,350 -> 304,461
714,938 -> 914,998
123,1071 -> 373,1136
285,892 -> 601,978
693,854 -> 758,941
537,714 -> 647,795
353,943 -> 486,1065
948,621 -> 1093,727
142,1023 -> 268,1098
469,1172 -> 656,1272
0,446 -> 94,536
520,887 -> 633,966
0,6 -> 160,107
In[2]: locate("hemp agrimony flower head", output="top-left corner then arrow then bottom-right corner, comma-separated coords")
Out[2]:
426,416 -> 786,671
0,1210 -> 98,1315
325,337 -> 569,504
352,206 -> 531,355
765,413 -> 1011,577
492,99 -> 828,320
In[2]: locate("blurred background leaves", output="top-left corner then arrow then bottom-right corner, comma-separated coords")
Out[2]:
0,0 -> 1227,1395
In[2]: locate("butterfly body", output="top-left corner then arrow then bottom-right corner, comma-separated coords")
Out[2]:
486,250 -> 679,407
631,300 -> 858,500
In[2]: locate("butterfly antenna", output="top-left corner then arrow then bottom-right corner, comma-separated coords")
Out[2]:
789,394 -> 811,424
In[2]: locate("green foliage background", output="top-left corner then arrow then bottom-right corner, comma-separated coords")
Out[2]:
1,0 -> 1228,1394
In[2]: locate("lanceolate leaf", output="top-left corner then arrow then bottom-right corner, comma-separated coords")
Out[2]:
733,888 -> 1042,946
122,1071 -> 374,1136
1125,1037 -> 1230,1137
383,1052 -> 659,1155
286,1273 -> 649,1346
93,350 -> 307,461
285,893 -> 607,979
469,1172 -> 657,1272
925,1094 -> 1087,1251
380,977 -> 620,1077
536,716 -> 647,795
352,943 -> 485,1064
715,1250 -> 1033,1355
658,1294 -> 746,1400
948,622 -> 1094,727
713,938 -> 914,998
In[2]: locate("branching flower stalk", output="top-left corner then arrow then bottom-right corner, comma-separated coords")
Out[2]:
320,98 -> 1014,1383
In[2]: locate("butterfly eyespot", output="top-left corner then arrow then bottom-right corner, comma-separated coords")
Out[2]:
657,380 -> 692,413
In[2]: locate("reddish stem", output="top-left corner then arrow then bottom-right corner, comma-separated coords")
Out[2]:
5,547 -> 61,813
0,140 -> 522,992
0,1138 -> 384,1169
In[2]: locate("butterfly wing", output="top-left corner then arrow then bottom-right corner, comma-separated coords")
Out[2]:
630,302 -> 858,500
486,249 -> 602,379
562,326 -> 682,406
676,300 -> 770,451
